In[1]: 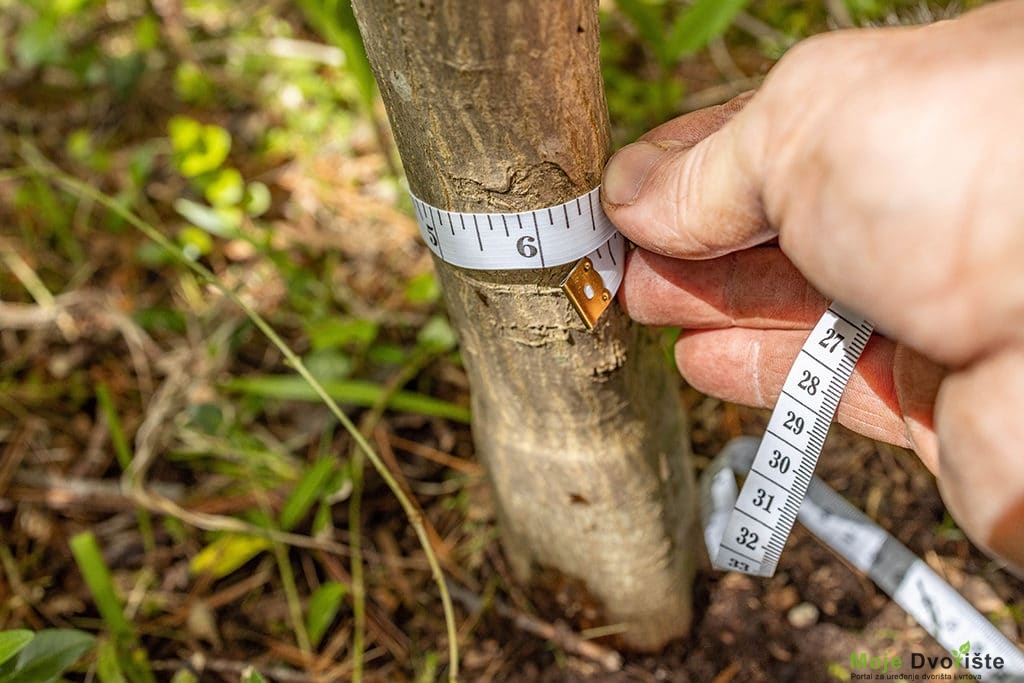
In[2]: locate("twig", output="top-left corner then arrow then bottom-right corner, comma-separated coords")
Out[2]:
0,244 -> 55,307
826,0 -> 856,28
386,432 -> 483,476
708,37 -> 746,84
190,37 -> 345,66
374,425 -> 451,563
9,470 -> 184,508
445,581 -> 624,673
346,349 -> 436,681
681,77 -> 764,112
0,290 -> 158,395
731,10 -> 790,46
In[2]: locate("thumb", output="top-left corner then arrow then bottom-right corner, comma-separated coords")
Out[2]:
602,92 -> 774,259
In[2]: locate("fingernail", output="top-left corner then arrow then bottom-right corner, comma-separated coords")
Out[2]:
602,141 -> 669,206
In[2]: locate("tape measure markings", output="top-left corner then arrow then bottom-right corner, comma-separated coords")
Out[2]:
713,303 -> 874,577
410,187 -> 624,328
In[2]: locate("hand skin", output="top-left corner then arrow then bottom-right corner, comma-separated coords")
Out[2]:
602,1 -> 1024,574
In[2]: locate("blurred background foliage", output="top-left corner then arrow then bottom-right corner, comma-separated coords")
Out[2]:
0,1 -> 990,681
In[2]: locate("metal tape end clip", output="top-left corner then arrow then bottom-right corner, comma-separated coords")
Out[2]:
561,257 -> 612,330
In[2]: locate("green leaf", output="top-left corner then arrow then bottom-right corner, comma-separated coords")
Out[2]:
279,457 -> 337,532
173,62 -> 215,105
615,0 -> 674,67
417,315 -> 457,353
221,375 -> 470,423
168,666 -> 200,683
404,272 -> 440,305
204,168 -> 245,208
168,116 -> 202,155
244,181 -> 271,217
14,17 -> 67,69
128,143 -> 157,191
177,225 -> 215,261
305,317 -> 379,351
0,632 -> 33,668
960,641 -> 971,655
106,52 -> 146,98
174,199 -> 242,237
303,349 -> 354,382
53,0 -> 96,14
294,0 -> 377,113
306,581 -> 347,648
239,666 -> 268,683
190,534 -> 272,579
0,629 -> 95,683
168,119 -> 231,178
667,0 -> 750,59
134,14 -> 161,52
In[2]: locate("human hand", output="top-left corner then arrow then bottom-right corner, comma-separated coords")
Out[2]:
602,1 -> 1024,573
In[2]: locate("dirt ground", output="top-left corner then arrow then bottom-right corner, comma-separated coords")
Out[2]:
445,396 -> 1024,682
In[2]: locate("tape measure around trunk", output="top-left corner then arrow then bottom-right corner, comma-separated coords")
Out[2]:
711,302 -> 874,577
410,187 -> 625,329
703,437 -> 1024,679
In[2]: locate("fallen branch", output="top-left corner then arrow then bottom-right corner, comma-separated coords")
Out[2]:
445,580 -> 624,673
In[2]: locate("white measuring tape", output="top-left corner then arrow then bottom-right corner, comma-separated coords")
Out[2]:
410,188 -> 625,328
712,302 -> 874,577
703,438 -> 1024,679
412,186 -> 1024,673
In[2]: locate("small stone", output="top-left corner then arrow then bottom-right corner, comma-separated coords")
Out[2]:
787,602 -> 820,629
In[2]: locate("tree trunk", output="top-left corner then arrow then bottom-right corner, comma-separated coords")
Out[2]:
352,0 -> 697,650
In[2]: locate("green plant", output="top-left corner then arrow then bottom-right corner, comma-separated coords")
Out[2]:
618,0 -> 751,67
0,628 -> 95,683
292,0 -> 376,115
69,532 -> 156,683
602,0 -> 751,137
167,116 -> 271,258
23,150 -> 461,680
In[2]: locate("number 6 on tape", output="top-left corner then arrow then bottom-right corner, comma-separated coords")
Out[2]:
713,303 -> 874,577
409,188 -> 626,328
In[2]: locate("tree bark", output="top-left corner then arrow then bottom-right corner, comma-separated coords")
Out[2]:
352,0 -> 697,650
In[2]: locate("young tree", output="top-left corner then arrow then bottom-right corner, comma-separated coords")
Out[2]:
352,0 -> 697,649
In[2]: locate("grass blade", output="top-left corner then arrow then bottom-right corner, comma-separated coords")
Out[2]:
69,533 -> 134,644
279,456 -> 337,532
306,581 -> 347,648
221,375 -> 471,423
669,0 -> 750,58
68,532 -> 155,683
